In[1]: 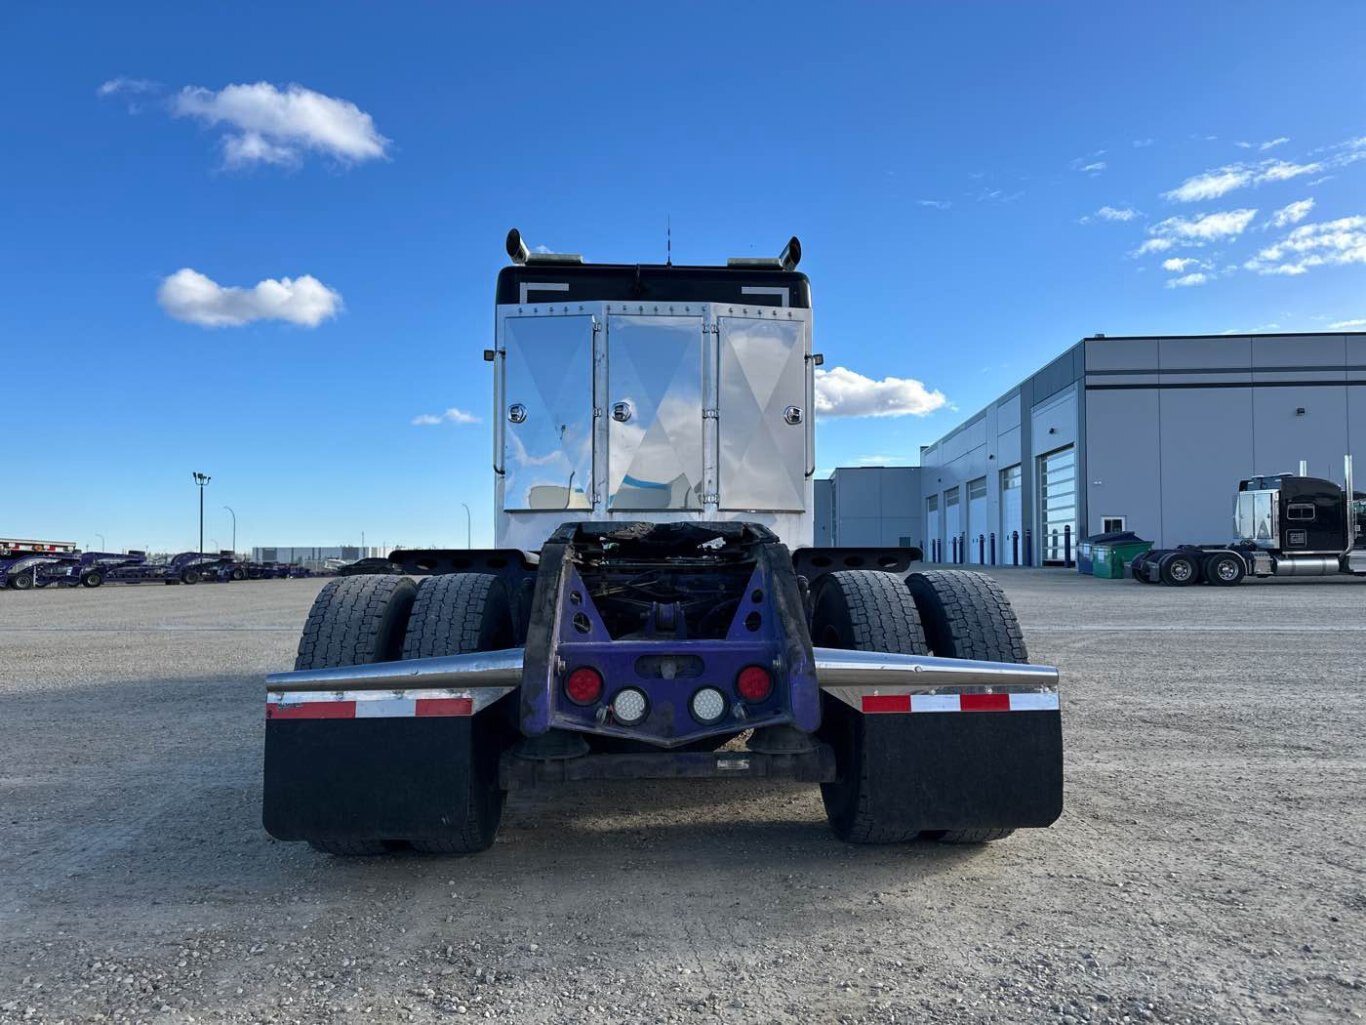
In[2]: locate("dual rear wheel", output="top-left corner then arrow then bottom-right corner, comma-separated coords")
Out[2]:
814,569 -> 1028,845
294,573 -> 513,856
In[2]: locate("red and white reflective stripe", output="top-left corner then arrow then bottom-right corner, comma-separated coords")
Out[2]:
861,691 -> 1059,714
266,689 -> 476,720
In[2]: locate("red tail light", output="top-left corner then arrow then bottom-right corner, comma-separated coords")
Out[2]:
565,667 -> 604,705
736,665 -> 772,702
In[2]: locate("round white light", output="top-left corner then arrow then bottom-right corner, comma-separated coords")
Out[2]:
690,687 -> 726,724
612,688 -> 648,724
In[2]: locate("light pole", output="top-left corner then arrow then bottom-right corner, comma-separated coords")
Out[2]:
192,472 -> 211,557
460,503 -> 471,548
95,533 -> 105,551
223,506 -> 237,555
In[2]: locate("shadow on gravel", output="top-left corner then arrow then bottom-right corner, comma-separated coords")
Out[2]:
3,671 -> 1011,922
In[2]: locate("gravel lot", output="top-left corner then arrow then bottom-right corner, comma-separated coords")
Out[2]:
1,571 -> 1362,1025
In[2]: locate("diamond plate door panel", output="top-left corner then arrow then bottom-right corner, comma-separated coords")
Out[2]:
717,316 -> 806,511
501,315 -> 595,511
606,315 -> 705,510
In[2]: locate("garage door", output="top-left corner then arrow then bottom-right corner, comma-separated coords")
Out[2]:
1039,446 -> 1076,566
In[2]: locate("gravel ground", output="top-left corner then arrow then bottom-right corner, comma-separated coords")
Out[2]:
0,571 -> 1362,1025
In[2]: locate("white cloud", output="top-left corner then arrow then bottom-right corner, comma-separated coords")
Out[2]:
1269,198 -> 1314,228
1244,215 -> 1366,276
1132,138 -> 1155,148
1328,318 -> 1366,330
1219,323 -> 1281,334
97,77 -> 158,97
1133,238 -> 1174,255
1145,209 -> 1258,249
1163,165 -> 1255,201
157,268 -> 342,327
171,82 -> 389,167
1258,159 -> 1321,183
412,408 -> 481,426
814,366 -> 947,419
1165,273 -> 1208,288
917,199 -> 952,209
1097,205 -> 1137,221
1077,161 -> 1107,174
1260,137 -> 1290,151
1164,149 -> 1339,202
1162,257 -> 1199,272
1081,205 -> 1139,225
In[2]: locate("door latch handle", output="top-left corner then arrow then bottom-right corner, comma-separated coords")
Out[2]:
508,403 -> 528,424
783,405 -> 803,425
612,401 -> 633,423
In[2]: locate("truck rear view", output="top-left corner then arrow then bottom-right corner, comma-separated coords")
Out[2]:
262,232 -> 1064,854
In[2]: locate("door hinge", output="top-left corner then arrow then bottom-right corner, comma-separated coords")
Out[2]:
702,409 -> 719,420
701,492 -> 720,505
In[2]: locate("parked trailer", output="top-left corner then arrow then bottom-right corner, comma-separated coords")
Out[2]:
1132,458 -> 1366,585
0,538 -> 80,590
263,231 -> 1063,855
88,550 -> 240,586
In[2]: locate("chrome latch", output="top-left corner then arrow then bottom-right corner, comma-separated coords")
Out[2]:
783,405 -> 803,425
611,401 -> 633,423
507,403 -> 528,424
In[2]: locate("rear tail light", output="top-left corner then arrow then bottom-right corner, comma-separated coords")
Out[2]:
565,667 -> 603,705
611,687 -> 648,724
690,687 -> 727,724
736,665 -> 773,702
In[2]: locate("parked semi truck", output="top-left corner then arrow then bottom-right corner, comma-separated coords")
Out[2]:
263,231 -> 1063,855
1132,457 -> 1366,585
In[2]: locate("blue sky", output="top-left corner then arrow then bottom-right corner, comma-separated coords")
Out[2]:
3,3 -> 1365,552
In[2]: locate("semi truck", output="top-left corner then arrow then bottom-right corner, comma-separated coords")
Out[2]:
1132,457 -> 1366,585
262,231 -> 1064,855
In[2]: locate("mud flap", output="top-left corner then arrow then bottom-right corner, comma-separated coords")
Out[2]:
263,708 -> 505,844
829,700 -> 1063,831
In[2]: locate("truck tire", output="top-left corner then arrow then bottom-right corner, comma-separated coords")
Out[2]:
905,570 -> 1027,844
1203,552 -> 1246,586
295,574 -> 418,672
81,571 -> 104,587
906,570 -> 1028,663
814,571 -> 930,844
231,567 -> 246,581
293,575 -> 418,856
1159,552 -> 1199,587
401,574 -> 513,854
8,572 -> 33,591
181,569 -> 201,585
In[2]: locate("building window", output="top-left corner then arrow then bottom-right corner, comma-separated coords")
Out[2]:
1102,516 -> 1126,533
1286,504 -> 1316,521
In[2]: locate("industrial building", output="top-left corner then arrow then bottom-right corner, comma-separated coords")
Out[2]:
818,332 -> 1366,565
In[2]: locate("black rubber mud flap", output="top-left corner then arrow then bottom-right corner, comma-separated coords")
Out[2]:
263,696 -> 511,847
824,697 -> 1063,836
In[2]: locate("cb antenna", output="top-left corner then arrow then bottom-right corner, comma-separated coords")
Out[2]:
666,215 -> 672,266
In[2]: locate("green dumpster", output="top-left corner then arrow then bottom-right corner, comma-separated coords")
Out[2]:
1092,535 -> 1153,579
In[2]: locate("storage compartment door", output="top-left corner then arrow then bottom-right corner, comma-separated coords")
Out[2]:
606,315 -> 705,510
502,315 -> 595,511
717,316 -> 807,511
